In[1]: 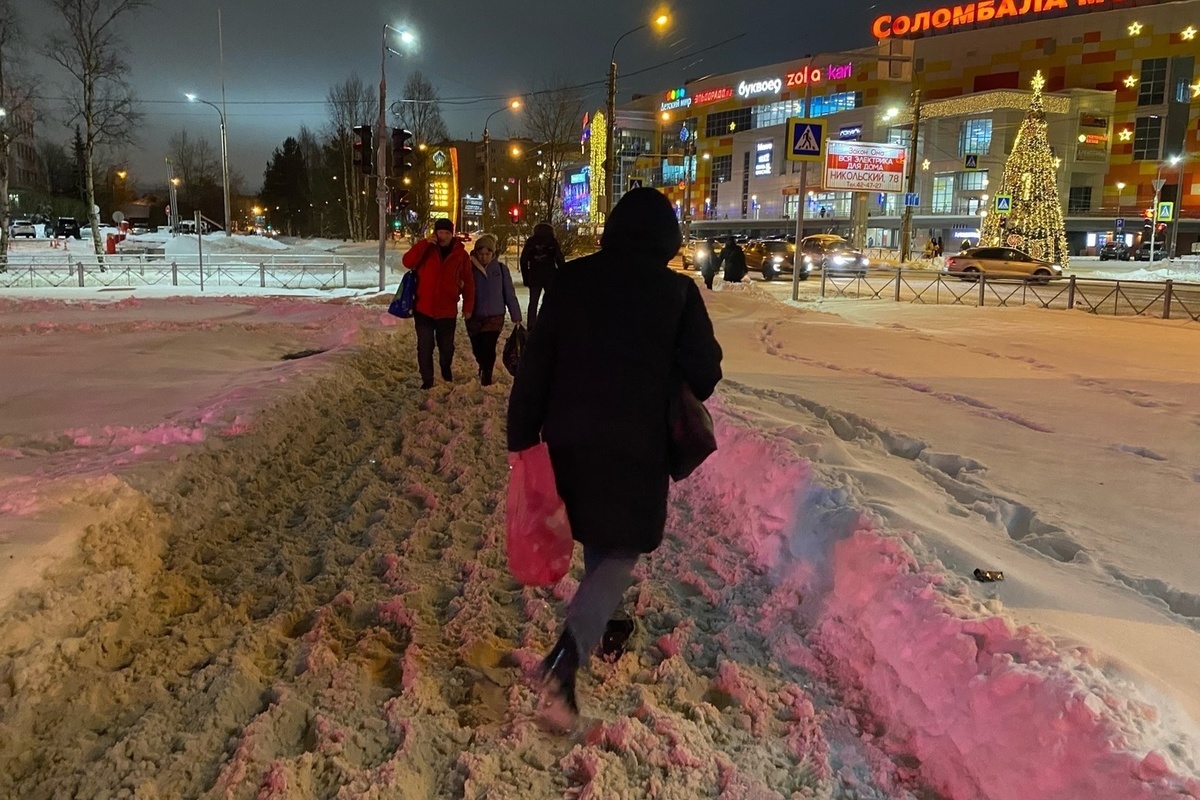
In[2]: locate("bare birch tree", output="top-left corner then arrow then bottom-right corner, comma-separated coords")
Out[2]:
326,73 -> 376,240
168,129 -> 219,209
44,0 -> 148,257
0,1 -> 36,267
523,79 -> 585,222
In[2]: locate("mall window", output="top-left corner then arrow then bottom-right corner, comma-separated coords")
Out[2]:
1067,186 -> 1093,214
932,174 -> 954,214
1132,116 -> 1162,161
708,154 -> 732,210
705,108 -> 754,138
958,118 -> 992,157
1138,58 -> 1167,106
888,126 -> 913,148
809,91 -> 861,117
754,99 -> 803,129
804,192 -> 852,219
957,170 -> 989,191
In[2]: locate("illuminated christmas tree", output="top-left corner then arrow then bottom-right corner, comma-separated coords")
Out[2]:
980,71 -> 1070,266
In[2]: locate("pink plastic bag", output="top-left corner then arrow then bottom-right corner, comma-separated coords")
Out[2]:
506,443 -> 573,586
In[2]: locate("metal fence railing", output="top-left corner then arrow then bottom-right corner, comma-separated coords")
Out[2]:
0,260 -> 355,291
817,269 -> 1200,323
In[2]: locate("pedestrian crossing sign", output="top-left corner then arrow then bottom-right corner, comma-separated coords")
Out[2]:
1157,201 -> 1174,222
964,154 -> 980,170
995,194 -> 1013,215
786,118 -> 824,162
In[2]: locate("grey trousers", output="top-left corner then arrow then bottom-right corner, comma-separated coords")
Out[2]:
565,546 -> 639,661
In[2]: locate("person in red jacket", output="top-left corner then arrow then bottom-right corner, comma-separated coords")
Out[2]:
402,218 -> 475,389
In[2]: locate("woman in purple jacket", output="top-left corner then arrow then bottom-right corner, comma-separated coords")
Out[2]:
467,234 -> 522,385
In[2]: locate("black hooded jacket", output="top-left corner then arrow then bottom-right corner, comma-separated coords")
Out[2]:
519,223 -> 566,290
507,189 -> 723,554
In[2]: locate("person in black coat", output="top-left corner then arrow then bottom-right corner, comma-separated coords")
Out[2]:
507,187 -> 723,728
518,222 -> 567,329
719,235 -> 747,283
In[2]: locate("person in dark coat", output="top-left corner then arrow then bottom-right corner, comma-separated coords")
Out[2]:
518,222 -> 567,329
507,187 -> 723,728
701,236 -> 718,290
719,235 -> 747,283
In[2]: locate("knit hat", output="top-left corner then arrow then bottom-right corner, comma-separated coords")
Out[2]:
601,187 -> 682,261
474,233 -> 497,252
433,218 -> 454,233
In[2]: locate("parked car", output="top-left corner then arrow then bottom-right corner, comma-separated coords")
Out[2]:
744,239 -> 810,281
799,235 -> 869,276
1131,241 -> 1166,261
942,247 -> 1063,282
1098,241 -> 1130,261
8,219 -> 37,238
51,217 -> 82,239
681,238 -> 714,272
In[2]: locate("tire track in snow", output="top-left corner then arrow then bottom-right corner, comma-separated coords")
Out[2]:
0,329 -> 932,799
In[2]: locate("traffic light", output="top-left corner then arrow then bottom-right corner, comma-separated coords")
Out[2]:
509,206 -> 520,223
391,128 -> 414,178
352,125 -> 373,175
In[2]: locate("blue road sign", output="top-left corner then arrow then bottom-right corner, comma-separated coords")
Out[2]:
1115,217 -> 1125,230
995,194 -> 1013,214
905,192 -> 920,207
786,118 -> 824,162
627,178 -> 643,191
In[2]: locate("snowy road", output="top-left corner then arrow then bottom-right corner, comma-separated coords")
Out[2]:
1,289 -> 1198,798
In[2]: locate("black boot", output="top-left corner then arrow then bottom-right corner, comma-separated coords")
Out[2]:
538,629 -> 580,726
598,614 -> 636,662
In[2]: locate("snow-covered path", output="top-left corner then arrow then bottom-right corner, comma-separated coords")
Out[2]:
0,329 -> 940,799
2,289 -> 1199,799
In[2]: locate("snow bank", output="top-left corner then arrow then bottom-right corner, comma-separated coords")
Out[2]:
675,401 -> 1200,799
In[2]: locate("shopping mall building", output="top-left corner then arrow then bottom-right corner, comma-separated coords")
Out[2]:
607,0 -> 1199,255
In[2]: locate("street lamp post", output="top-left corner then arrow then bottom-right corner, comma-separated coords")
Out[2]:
483,99 -> 522,233
165,157 -> 180,235
1116,181 -> 1126,240
376,25 -> 415,293
185,94 -> 231,237
606,14 -> 669,219
1166,155 -> 1185,265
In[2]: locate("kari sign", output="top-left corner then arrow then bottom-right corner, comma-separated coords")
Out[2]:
823,141 -> 907,193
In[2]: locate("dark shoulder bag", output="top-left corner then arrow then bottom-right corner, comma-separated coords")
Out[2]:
667,282 -> 717,481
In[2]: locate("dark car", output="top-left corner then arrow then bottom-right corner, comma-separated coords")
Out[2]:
1099,241 -> 1130,261
52,217 -> 82,239
1132,241 -> 1166,262
799,235 -> 869,276
743,239 -> 810,281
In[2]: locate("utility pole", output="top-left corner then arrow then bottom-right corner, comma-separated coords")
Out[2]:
218,8 -> 231,236
605,60 -> 617,220
898,87 -> 922,264
376,26 -> 389,293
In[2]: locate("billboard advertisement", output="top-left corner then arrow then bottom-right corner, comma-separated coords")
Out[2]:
823,141 -> 907,193
562,166 -> 591,219
427,147 -> 459,227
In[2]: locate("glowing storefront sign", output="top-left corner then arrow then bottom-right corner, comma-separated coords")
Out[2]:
427,147 -> 459,226
661,87 -> 692,112
738,77 -> 784,98
693,87 -> 733,105
871,0 -> 1140,39
754,141 -> 774,177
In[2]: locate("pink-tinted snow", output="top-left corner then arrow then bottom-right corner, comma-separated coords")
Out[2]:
675,400 -> 1200,799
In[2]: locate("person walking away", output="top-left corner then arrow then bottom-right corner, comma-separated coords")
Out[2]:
519,222 -> 566,328
507,187 -> 723,729
401,218 -> 475,389
701,236 -> 718,290
719,235 -> 747,283
467,234 -> 521,386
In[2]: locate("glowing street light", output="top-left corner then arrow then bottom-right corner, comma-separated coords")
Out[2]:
186,92 -> 232,236
482,97 -> 524,229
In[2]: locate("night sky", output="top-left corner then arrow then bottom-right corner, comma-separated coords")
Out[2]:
23,0 -> 932,192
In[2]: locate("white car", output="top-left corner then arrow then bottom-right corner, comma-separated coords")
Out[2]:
9,219 -> 37,238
